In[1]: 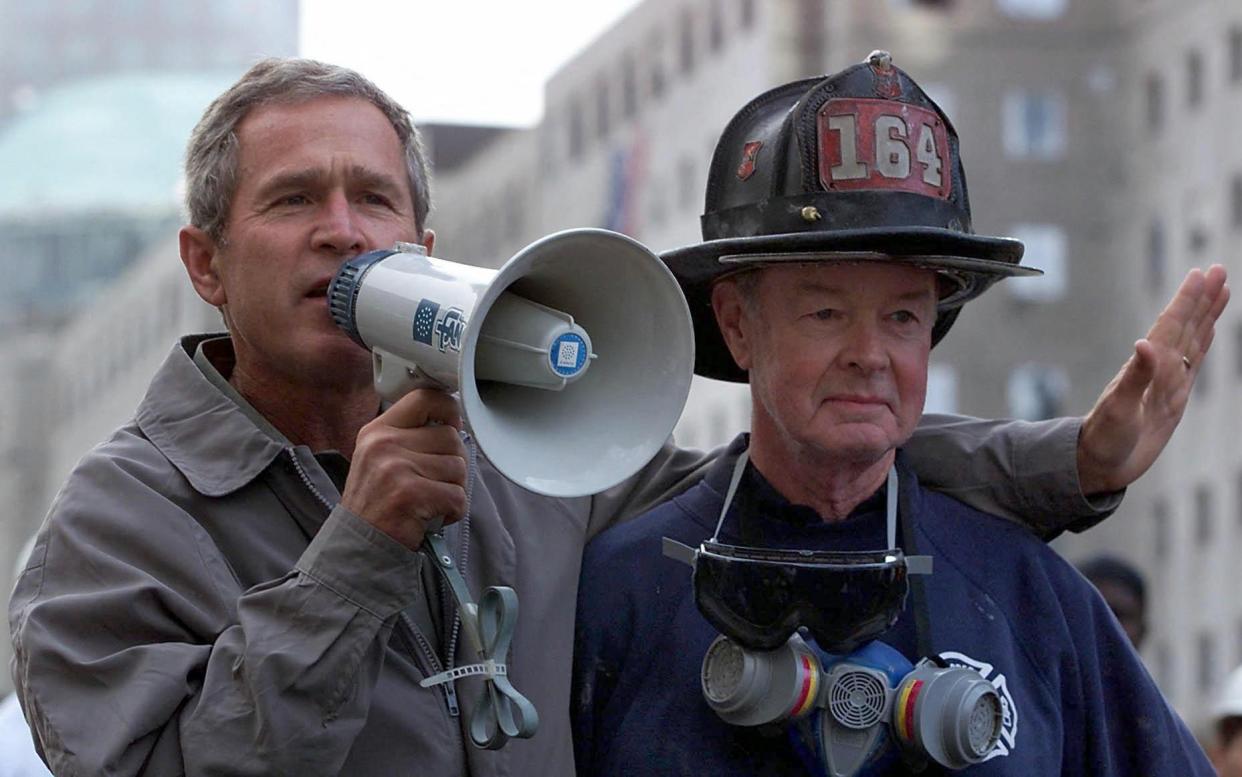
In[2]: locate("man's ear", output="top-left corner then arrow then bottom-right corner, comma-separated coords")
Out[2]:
420,228 -> 435,256
179,225 -> 226,307
711,279 -> 755,371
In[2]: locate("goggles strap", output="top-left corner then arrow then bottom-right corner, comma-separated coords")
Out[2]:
897,468 -> 935,659
886,465 -> 898,550
711,448 -> 751,542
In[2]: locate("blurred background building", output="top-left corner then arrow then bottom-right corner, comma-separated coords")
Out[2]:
0,0 -> 1238,734
0,0 -> 298,128
0,0 -> 298,692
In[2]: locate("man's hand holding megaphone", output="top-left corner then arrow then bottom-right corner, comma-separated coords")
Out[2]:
341,388 -> 468,550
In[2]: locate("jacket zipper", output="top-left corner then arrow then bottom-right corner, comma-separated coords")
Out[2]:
398,612 -> 460,717
443,435 -> 479,666
284,447 -> 464,720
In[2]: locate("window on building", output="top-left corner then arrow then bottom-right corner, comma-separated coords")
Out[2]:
1188,222 -> 1209,257
596,77 -> 611,140
1147,220 -> 1166,293
650,36 -> 667,99
568,96 -> 585,160
1146,73 -> 1164,135
540,116 -> 559,177
740,0 -> 756,29
1007,224 -> 1067,302
1187,49 -> 1205,109
504,183 -> 525,241
678,154 -> 697,211
925,363 -> 958,414
996,0 -> 1066,20
1153,498 -> 1170,562
1007,363 -> 1069,421
679,8 -> 696,75
709,0 -> 725,53
622,54 -> 639,119
1199,631 -> 1217,695
1231,174 -> 1242,230
1231,26 -> 1242,84
648,174 -> 668,228
1002,90 -> 1066,160
1195,484 -> 1214,547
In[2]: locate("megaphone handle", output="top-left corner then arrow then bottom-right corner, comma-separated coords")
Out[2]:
422,532 -> 483,654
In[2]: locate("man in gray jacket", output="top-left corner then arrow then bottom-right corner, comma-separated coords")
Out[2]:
7,58 -> 1227,776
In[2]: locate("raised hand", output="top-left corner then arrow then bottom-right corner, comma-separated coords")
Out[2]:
1077,265 -> 1229,495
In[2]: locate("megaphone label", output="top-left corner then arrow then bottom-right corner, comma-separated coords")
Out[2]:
412,300 -> 440,346
412,298 -> 468,354
435,307 -> 467,354
551,333 -> 588,377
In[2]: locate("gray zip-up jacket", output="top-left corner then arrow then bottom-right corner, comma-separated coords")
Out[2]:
9,335 -> 1112,777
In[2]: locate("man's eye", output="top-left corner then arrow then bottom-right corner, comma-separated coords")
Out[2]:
812,309 -> 839,321
362,193 -> 392,207
277,194 -> 309,206
890,310 -> 918,324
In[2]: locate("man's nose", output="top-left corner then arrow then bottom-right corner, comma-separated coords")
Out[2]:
313,191 -> 365,254
840,321 -> 889,372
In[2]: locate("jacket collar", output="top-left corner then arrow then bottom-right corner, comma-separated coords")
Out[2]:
135,334 -> 287,497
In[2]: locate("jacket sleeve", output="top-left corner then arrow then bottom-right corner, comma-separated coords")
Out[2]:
907,414 -> 1122,537
588,416 -> 1120,541
9,453 -> 424,777
584,439 -> 716,540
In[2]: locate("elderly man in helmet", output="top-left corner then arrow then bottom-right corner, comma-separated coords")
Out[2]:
572,54 -> 1216,776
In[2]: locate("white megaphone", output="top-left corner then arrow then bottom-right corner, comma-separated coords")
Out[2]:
328,228 -> 695,498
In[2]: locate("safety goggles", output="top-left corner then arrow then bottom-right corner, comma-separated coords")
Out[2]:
667,539 -> 908,652
664,450 -> 929,653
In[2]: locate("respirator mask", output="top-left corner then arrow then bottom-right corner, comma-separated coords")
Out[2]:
664,452 -> 1002,776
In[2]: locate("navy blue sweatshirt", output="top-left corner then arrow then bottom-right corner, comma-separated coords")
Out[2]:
572,437 -> 1212,776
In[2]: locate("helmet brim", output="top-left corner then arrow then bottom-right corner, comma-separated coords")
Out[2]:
662,226 -> 1037,382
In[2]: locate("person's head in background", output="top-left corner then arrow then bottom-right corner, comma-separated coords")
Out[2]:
1078,555 -> 1147,650
1211,666 -> 1242,776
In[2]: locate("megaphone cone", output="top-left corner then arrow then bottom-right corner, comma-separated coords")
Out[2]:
329,228 -> 695,497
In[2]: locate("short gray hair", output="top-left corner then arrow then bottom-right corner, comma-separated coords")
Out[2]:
184,58 -> 431,244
